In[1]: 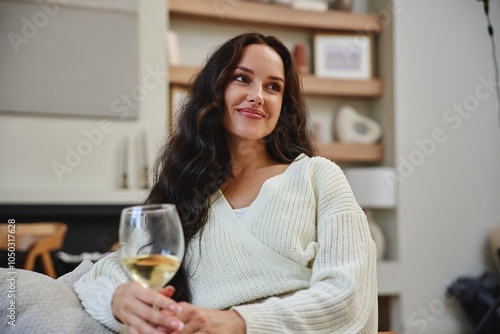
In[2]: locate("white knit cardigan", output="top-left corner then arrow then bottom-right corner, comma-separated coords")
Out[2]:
74,154 -> 378,333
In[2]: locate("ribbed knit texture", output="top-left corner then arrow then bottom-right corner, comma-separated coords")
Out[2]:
74,154 -> 378,333
74,253 -> 130,333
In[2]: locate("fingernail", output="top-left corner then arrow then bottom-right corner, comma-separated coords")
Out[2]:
170,320 -> 184,330
168,304 -> 178,313
177,305 -> 183,315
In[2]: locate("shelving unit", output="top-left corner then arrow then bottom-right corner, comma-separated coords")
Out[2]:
167,0 -> 385,163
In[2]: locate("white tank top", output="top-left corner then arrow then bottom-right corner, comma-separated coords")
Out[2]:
233,206 -> 249,219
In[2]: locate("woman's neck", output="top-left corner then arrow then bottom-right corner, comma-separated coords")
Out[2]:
227,140 -> 275,178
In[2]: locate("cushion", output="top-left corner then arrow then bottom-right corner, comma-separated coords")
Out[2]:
0,261 -> 113,334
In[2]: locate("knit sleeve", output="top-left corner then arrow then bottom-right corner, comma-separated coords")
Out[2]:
73,250 -> 131,333
232,159 -> 378,333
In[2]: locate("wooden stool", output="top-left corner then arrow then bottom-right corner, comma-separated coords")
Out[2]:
0,222 -> 68,278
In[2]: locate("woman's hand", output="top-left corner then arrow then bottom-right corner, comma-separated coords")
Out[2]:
112,281 -> 184,334
172,303 -> 246,334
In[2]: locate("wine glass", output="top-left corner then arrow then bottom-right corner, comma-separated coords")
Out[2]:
119,204 -> 185,292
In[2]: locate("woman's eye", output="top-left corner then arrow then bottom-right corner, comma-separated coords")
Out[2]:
268,83 -> 282,92
234,75 -> 249,83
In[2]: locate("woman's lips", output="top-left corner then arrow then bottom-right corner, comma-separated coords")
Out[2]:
237,108 -> 265,119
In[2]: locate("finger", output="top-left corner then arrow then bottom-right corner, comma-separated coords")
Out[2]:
132,287 -> 181,315
126,313 -> 167,334
155,326 -> 169,333
128,312 -> 184,334
127,300 -> 183,331
126,326 -> 140,334
174,308 -> 204,333
158,286 -> 175,298
176,320 -> 201,334
174,302 -> 197,324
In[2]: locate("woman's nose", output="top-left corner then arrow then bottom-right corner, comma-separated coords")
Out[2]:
247,87 -> 263,106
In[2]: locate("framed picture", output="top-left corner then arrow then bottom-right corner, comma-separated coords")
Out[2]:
169,85 -> 189,132
313,33 -> 374,80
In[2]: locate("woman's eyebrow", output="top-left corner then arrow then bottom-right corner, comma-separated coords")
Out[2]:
269,75 -> 285,84
235,66 -> 253,74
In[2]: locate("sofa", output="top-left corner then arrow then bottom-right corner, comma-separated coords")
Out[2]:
0,260 -> 113,333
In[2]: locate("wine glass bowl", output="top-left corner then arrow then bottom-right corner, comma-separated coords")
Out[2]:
119,204 -> 184,291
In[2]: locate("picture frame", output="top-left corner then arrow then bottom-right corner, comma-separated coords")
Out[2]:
313,33 -> 374,80
169,85 -> 189,132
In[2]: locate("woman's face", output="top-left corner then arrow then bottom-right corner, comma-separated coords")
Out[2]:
222,44 -> 285,145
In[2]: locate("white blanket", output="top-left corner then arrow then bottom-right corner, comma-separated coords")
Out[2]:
0,260 -> 113,334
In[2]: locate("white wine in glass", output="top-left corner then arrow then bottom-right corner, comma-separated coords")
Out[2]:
119,204 -> 185,291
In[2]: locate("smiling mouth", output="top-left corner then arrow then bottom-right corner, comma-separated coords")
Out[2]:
237,108 -> 265,119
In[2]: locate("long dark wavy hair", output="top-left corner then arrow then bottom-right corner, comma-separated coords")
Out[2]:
145,32 -> 315,302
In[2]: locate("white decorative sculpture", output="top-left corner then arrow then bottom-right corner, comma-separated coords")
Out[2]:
335,105 -> 382,144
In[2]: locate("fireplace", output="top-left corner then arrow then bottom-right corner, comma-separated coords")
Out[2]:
0,204 -> 124,275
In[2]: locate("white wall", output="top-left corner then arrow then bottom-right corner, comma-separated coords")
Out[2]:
0,0 -> 167,201
394,1 -> 500,333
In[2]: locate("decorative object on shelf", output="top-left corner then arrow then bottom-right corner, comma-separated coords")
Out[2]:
365,209 -> 385,260
292,0 -> 328,11
328,0 -> 353,11
344,167 -> 396,261
309,111 -> 332,143
293,43 -> 309,74
313,33 -> 373,79
166,30 -> 180,66
311,121 -> 325,142
140,130 -> 150,189
121,137 -> 129,189
335,105 -> 382,144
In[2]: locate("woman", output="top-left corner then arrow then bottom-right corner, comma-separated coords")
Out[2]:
74,32 -> 378,334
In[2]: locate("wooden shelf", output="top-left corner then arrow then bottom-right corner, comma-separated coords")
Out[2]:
170,66 -> 382,98
170,65 -> 198,86
315,141 -> 383,162
302,74 -> 382,98
169,0 -> 381,33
